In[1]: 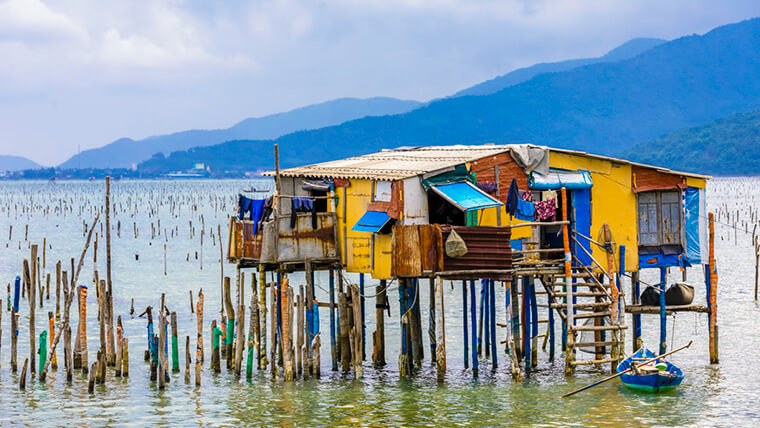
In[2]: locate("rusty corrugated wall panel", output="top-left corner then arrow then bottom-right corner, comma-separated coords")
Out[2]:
391,225 -> 443,277
276,213 -> 339,263
440,225 -> 512,280
391,225 -> 422,277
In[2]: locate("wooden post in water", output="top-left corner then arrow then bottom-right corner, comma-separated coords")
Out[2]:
373,279 -> 386,368
305,262 -> 315,376
435,277 -> 446,381
223,276 -> 234,368
282,284 -> 294,381
234,276 -> 246,378
258,266 -> 267,370
11,276 -> 19,372
329,269 -> 337,371
185,336 -> 191,383
196,291 -> 204,385
469,280 -> 478,377
247,273 -> 258,380
708,212 -> 719,364
561,187 -> 575,376
338,289 -> 351,373
115,316 -> 123,377
55,261 -> 61,320
296,287 -> 304,378
196,289 -> 204,363
659,267 -> 667,356
428,278 -> 436,366
20,358 -> 28,390
158,294 -> 167,389
350,283 -> 363,378
462,281 -> 469,369
27,251 -> 38,380
97,279 -> 107,383
171,312 -> 180,373
48,311 -> 57,370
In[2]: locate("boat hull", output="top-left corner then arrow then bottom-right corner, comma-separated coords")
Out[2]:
617,348 -> 684,393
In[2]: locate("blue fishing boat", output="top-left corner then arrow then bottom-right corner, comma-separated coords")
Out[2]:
616,348 -> 684,393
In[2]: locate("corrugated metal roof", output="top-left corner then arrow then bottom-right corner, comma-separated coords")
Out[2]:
263,145 -> 514,180
263,144 -> 711,181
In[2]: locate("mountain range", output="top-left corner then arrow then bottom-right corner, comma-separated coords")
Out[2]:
137,18 -> 760,175
58,97 -> 422,169
623,110 -> 760,176
0,155 -> 41,172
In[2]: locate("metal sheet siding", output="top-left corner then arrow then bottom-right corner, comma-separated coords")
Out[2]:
440,225 -> 512,276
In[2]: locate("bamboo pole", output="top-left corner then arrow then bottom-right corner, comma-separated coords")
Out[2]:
338,290 -> 351,372
20,358 -> 28,390
561,187 -> 575,376
196,289 -> 204,385
11,276 -> 19,372
234,279 -> 246,378
122,337 -> 129,377
708,213 -> 719,364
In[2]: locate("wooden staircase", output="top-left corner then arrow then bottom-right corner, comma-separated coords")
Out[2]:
541,265 -> 627,372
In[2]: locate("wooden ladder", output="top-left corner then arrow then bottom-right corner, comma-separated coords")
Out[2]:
542,267 -> 626,372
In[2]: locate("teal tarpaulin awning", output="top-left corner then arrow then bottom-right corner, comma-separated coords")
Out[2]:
351,210 -> 393,233
430,181 -> 503,212
529,169 -> 592,190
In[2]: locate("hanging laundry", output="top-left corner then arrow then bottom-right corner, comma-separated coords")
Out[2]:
515,198 -> 535,221
542,190 -> 558,207
476,182 -> 498,195
534,198 -> 557,221
260,196 -> 274,224
520,190 -> 534,202
239,195 -> 266,234
506,177 -> 519,216
291,196 -> 317,229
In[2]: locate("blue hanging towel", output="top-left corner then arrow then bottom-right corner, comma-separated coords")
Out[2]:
515,198 -> 535,221
506,177 -> 519,216
291,197 -> 317,229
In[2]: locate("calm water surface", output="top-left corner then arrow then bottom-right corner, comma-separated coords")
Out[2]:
0,178 -> 757,427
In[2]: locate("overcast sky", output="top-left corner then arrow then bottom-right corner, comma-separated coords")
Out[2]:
1,0 -> 759,165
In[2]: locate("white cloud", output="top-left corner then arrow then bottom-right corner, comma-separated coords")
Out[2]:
0,0 -> 87,42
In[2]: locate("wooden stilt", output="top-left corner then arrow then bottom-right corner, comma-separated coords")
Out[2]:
489,280 -> 497,370
350,283 -> 363,378
373,279 -> 386,368
708,212 -> 719,364
329,269 -> 337,371
338,290 -> 351,373
223,276 -> 234,369
248,273 -> 259,380
469,280 -> 478,377
435,277 -> 446,381
659,267 -> 667,355
258,266 -> 267,370
462,281 -> 469,369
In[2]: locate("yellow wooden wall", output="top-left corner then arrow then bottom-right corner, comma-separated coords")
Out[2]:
549,152 -> 639,272
335,178 -> 394,279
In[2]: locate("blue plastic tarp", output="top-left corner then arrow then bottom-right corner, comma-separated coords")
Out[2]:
639,250 -> 691,269
572,188 -> 593,267
431,181 -> 503,212
529,170 -> 593,190
351,210 -> 392,233
684,187 -> 706,265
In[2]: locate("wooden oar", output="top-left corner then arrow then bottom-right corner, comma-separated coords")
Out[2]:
562,340 -> 692,398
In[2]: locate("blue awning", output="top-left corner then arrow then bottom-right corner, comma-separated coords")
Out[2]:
352,210 -> 393,233
529,170 -> 592,190
430,181 -> 503,212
